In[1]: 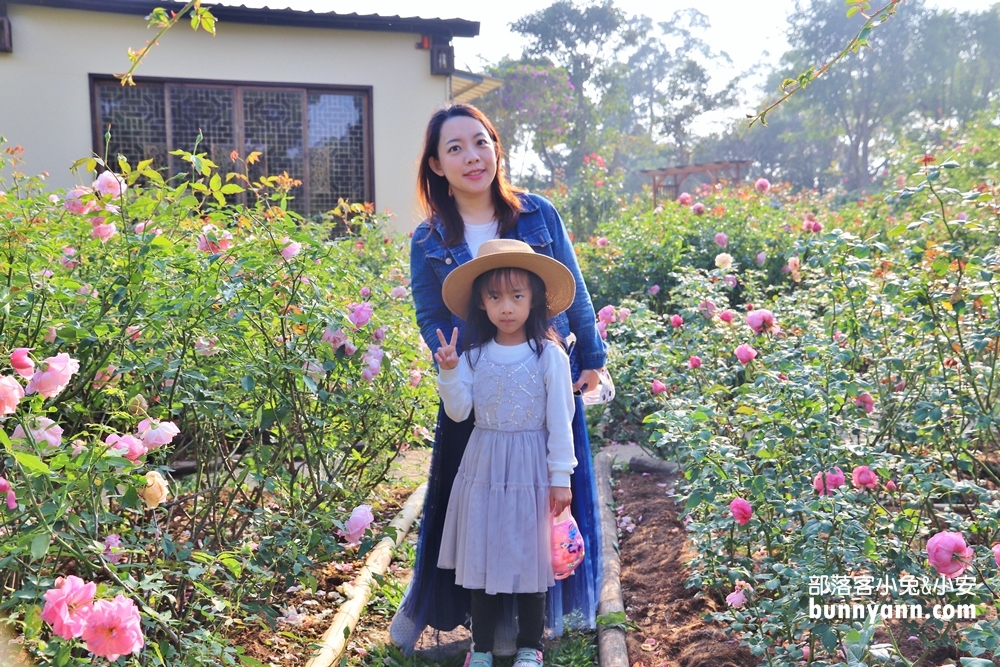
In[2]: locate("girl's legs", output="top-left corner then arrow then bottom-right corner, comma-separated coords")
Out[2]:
470,589 -> 502,652
515,592 -> 546,650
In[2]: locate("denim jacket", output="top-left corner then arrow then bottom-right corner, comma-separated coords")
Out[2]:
410,192 -> 606,379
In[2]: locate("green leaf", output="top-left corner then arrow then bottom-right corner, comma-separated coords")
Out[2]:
960,659 -> 995,667
12,450 -> 50,475
887,222 -> 907,238
241,375 -> 256,391
30,532 -> 51,560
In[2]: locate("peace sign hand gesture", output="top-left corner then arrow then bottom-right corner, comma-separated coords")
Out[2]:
434,327 -> 460,371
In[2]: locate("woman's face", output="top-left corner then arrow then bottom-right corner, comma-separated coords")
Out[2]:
429,115 -> 498,200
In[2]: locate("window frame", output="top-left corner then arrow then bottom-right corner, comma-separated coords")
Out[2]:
88,74 -> 375,215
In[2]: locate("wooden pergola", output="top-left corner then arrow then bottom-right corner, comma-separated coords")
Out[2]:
640,160 -> 752,209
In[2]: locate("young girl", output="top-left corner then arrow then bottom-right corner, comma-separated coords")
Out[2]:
392,104 -> 605,655
434,239 -> 577,667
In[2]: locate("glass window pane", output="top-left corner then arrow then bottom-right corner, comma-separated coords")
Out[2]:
94,82 -> 168,171
242,89 -> 306,213
307,92 -> 368,214
168,86 -> 236,180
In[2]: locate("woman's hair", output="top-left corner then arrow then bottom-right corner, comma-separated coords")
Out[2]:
417,104 -> 522,247
463,267 -> 561,364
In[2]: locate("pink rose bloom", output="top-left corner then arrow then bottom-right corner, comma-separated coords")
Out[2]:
0,476 -> 16,509
24,352 -> 80,398
813,466 -> 846,496
344,340 -> 358,356
10,348 -> 34,378
303,360 -> 325,383
92,364 -> 118,389
41,575 -> 97,640
360,286 -> 371,298
715,253 -> 733,271
280,238 -> 301,260
726,583 -> 750,608
339,504 -> 374,543
851,465 -> 879,490
734,343 -> 757,365
91,222 -> 117,243
719,310 -> 734,323
597,305 -> 617,324
714,232 -> 728,248
755,251 -> 766,265
670,314 -> 683,328
992,544 -> 1000,569
194,337 -> 219,356
746,309 -> 776,334
104,534 -> 124,564
618,307 -> 631,321
698,300 -> 716,319
886,480 -> 897,491
390,285 -> 409,299
677,192 -> 693,206
322,327 -> 349,350
348,302 -> 374,329
77,284 -> 98,299
409,369 -> 422,387
0,375 -> 25,415
81,594 -> 144,660
12,417 -> 63,449
596,236 -> 609,247
44,327 -> 57,343
373,326 -> 387,342
854,392 -> 875,414
126,325 -> 142,341
730,498 -> 752,525
723,275 -> 738,289
651,379 -> 667,396
93,171 -> 126,198
754,178 -> 771,193
196,224 -> 233,254
597,321 -> 608,339
688,355 -> 702,369
106,434 -> 148,461
926,531 -> 974,578
64,187 -> 98,215
137,419 -> 180,448
648,284 -> 660,296
362,345 -> 384,376
691,202 -> 706,215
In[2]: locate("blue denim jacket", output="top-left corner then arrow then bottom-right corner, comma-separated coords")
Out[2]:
410,192 -> 606,379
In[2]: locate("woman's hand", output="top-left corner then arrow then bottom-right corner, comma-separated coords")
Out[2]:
574,368 -> 600,395
434,327 -> 460,371
550,486 -> 572,516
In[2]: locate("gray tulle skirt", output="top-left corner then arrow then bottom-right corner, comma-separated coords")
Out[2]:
437,426 -> 553,595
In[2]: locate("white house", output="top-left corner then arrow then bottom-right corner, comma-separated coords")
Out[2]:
0,0 -> 499,228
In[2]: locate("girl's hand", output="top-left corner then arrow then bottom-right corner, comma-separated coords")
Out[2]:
550,486 -> 572,516
574,368 -> 600,395
434,327 -> 460,371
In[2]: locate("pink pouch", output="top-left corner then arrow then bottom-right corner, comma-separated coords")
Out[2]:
551,507 -> 585,580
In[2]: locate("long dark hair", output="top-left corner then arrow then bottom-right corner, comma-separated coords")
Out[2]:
463,268 -> 561,365
417,104 -> 522,247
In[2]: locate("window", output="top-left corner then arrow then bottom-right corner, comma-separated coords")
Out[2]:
91,77 -> 373,216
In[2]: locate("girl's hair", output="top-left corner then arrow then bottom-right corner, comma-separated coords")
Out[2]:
463,267 -> 561,363
417,104 -> 522,247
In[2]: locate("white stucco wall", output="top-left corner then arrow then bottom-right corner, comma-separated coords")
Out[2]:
0,5 -> 452,229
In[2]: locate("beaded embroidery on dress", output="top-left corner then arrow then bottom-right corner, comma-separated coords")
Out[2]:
437,343 -> 554,595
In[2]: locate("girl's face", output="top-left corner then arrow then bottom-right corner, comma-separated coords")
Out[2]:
480,270 -> 532,346
429,115 -> 498,201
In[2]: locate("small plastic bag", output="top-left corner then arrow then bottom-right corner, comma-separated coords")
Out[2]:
551,507 -> 585,580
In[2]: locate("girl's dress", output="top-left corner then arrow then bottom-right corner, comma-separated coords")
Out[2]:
436,340 -> 576,596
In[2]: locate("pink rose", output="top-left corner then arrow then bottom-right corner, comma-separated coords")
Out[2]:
597,305 -> 617,324
726,581 -> 751,607
64,187 -> 98,215
194,337 -> 220,356
992,544 -> 1000,569
854,391 -> 875,414
44,327 -> 57,343
688,355 -> 702,369
755,251 -> 766,265
926,531 -> 974,578
851,465 -> 878,490
196,224 -> 233,254
746,309 -> 776,334
81,594 -> 144,660
322,327 -> 349,351
390,285 -> 409,299
698,300 -> 716,319
126,325 -> 142,341
754,178 -> 771,193
339,504 -> 374,543
280,238 -> 301,260
41,575 -> 96,640
724,275 -> 738,289
647,284 -> 660,296
730,497 -> 752,525
409,369 -> 422,387
719,310 -> 734,323
12,417 -> 63,450
303,360 -> 325,383
670,314 -> 683,328
0,375 -> 24,415
0,476 -> 16,509
137,419 -> 180,448
104,534 -> 124,564
91,222 -> 117,243
714,232 -> 728,248
597,321 -> 608,339
886,480 -> 897,491
373,326 -> 387,342
92,364 -> 118,389
677,192 -> 693,206
734,343 -> 757,365
360,286 -> 371,298
93,171 -> 126,198
344,340 -> 358,356
24,352 -> 79,399
651,380 -> 667,396
596,236 -> 609,247
691,202 -> 706,215
348,302 -> 374,329
618,307 -> 631,321
813,467 -> 846,496
106,434 -> 148,461
10,348 -> 34,378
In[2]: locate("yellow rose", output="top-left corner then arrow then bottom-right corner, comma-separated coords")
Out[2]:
138,470 -> 169,509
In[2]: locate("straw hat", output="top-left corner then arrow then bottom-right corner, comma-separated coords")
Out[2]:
442,239 -> 576,320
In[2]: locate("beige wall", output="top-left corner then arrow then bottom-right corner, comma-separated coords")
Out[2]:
0,5 -> 449,229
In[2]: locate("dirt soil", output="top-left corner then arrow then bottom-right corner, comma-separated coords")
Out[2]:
614,469 -> 756,667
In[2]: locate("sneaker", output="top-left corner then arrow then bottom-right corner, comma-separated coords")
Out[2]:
512,647 -> 544,667
463,651 -> 493,667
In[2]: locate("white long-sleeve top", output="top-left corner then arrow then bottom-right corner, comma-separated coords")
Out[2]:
437,340 -> 577,488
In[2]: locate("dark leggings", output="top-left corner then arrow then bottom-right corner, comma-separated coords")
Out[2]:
470,590 -> 546,652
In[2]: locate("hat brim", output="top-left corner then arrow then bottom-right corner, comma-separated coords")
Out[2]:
442,250 -> 576,321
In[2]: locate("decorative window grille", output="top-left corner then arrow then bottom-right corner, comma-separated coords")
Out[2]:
91,77 -> 373,216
